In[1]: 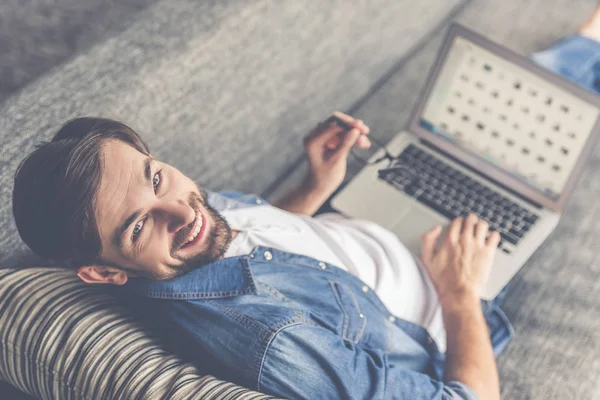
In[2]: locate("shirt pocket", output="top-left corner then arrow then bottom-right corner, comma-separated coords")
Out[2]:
329,281 -> 367,344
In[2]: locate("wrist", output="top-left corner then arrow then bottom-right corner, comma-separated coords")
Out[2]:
301,173 -> 336,199
272,174 -> 333,216
439,289 -> 481,314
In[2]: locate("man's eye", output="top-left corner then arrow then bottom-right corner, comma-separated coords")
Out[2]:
153,171 -> 162,192
133,220 -> 144,240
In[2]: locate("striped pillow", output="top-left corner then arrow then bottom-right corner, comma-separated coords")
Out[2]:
0,267 -> 279,400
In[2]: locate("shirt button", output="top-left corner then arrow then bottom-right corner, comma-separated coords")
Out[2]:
264,251 -> 273,260
318,262 -> 327,270
361,285 -> 369,293
388,316 -> 396,323
256,199 -> 262,204
358,313 -> 364,319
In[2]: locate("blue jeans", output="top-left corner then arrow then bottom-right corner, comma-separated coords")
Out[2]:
532,34 -> 600,94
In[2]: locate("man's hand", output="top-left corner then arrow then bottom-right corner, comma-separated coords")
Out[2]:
303,111 -> 371,197
420,213 -> 501,309
421,213 -> 502,400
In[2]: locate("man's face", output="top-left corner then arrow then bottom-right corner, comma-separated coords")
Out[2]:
93,140 -> 233,281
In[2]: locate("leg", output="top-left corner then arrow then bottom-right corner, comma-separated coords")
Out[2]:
531,8 -> 600,94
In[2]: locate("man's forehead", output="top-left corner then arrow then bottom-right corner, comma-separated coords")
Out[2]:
99,140 -> 148,196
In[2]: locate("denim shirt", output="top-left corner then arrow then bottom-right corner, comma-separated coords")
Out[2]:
118,189 -> 514,400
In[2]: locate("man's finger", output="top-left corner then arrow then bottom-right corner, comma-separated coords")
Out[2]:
486,231 -> 501,248
461,213 -> 478,243
355,119 -> 370,134
330,111 -> 356,126
327,133 -> 369,150
311,112 -> 369,150
304,123 -> 344,147
447,216 -> 463,243
421,225 -> 442,266
356,135 -> 371,148
474,219 -> 489,245
329,112 -> 369,134
335,128 -> 361,155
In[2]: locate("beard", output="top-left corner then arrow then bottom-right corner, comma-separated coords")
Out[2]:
150,186 -> 234,280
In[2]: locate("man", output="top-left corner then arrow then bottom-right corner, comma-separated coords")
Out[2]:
13,11 -> 600,399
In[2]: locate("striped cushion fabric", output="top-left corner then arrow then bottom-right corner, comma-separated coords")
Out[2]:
0,267 -> 279,400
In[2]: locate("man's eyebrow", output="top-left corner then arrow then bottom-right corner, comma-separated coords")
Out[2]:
112,157 -> 153,250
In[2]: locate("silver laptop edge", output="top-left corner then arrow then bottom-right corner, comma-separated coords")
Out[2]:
331,23 -> 600,300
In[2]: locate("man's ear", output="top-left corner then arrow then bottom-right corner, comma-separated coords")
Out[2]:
77,265 -> 129,285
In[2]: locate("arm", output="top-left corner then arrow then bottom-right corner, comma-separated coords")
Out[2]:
259,323 -> 480,400
420,214 -> 503,400
443,294 -> 499,400
271,175 -> 331,216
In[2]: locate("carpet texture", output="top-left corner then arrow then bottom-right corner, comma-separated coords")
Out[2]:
0,0 -> 160,103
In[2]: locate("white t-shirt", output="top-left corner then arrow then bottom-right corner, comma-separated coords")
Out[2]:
221,204 -> 448,352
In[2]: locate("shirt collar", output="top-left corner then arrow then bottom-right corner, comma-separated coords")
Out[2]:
121,246 -> 264,300
204,188 -> 239,213
203,188 -> 273,230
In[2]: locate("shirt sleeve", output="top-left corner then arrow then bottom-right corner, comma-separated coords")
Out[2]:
259,323 -> 480,400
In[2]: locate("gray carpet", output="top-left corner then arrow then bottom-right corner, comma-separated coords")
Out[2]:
0,0 -> 160,103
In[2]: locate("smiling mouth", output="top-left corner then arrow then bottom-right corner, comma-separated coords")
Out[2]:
179,209 -> 206,250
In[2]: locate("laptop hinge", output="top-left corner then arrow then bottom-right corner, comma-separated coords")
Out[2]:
419,139 -> 543,209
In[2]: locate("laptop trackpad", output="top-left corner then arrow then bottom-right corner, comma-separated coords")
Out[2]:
391,208 -> 447,257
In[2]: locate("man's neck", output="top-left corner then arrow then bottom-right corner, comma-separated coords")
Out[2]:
232,230 -> 240,240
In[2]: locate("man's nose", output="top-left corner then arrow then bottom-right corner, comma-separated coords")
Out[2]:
157,199 -> 196,233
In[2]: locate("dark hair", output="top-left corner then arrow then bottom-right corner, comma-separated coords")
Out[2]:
12,117 -> 150,268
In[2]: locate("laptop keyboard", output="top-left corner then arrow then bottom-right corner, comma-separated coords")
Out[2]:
378,144 -> 540,252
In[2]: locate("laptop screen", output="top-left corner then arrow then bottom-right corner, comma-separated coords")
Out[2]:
419,36 -> 600,200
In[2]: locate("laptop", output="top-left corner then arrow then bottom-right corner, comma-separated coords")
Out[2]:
330,23 -> 600,300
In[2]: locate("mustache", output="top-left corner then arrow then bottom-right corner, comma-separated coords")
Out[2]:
171,191 -> 205,253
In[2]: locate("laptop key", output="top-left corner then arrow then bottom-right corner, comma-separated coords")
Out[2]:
508,228 -> 523,238
523,214 -> 539,224
501,231 -> 520,245
418,196 -> 455,220
404,185 -> 420,197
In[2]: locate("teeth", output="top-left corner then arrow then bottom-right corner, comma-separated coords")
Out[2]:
183,212 -> 203,246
